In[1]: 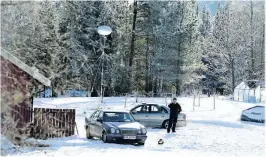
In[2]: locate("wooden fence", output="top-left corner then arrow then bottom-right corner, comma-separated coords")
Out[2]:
5,106 -> 76,139
32,108 -> 76,139
9,102 -> 32,129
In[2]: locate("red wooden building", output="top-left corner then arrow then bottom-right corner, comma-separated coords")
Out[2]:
1,48 -> 51,129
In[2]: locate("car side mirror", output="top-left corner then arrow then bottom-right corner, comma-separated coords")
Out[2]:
97,119 -> 103,123
131,110 -> 137,114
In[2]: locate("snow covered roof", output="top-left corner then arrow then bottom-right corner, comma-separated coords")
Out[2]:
235,80 -> 264,90
0,48 -> 51,86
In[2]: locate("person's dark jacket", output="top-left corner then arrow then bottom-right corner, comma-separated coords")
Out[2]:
168,102 -> 182,117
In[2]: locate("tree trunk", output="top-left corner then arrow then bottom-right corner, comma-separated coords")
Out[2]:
43,85 -> 46,98
261,19 -> 265,78
145,32 -> 149,93
231,58 -> 235,92
51,85 -> 54,97
175,2 -> 184,96
86,86 -> 89,97
129,0 -> 137,91
250,1 -> 255,78
154,74 -> 158,95
129,0 -> 137,67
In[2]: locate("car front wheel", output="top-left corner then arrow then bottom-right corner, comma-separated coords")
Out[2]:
138,142 -> 145,146
102,132 -> 110,143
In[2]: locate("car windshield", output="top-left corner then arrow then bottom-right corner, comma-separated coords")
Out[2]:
103,112 -> 136,122
247,106 -> 264,111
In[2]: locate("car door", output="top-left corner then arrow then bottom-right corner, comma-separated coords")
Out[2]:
94,111 -> 104,138
90,111 -> 100,136
148,105 -> 167,128
131,105 -> 150,127
86,111 -> 96,132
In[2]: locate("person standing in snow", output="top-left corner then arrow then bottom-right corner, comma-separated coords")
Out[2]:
167,98 -> 182,133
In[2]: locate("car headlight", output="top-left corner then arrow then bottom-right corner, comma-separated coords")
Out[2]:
137,129 -> 141,134
110,128 -> 116,134
116,129 -> 120,134
141,128 -> 147,134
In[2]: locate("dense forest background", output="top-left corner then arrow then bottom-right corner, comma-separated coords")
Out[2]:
1,0 -> 265,97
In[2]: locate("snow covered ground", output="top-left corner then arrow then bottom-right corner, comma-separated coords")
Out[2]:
2,96 -> 265,157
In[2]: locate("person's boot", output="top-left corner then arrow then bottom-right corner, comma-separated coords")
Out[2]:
172,123 -> 176,132
167,121 -> 172,133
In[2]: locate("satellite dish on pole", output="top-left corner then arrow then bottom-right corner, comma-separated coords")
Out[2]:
97,25 -> 112,36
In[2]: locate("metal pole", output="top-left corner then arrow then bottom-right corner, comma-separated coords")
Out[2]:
99,37 -> 106,108
100,59 -> 103,105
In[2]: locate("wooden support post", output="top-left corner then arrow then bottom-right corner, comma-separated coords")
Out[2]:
214,93 -> 216,110
198,87 -> 200,106
75,122 -> 79,136
193,94 -> 195,111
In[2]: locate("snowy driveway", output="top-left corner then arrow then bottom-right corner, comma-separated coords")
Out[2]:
5,97 -> 265,157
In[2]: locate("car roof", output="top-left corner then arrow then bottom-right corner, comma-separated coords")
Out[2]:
132,103 -> 169,110
96,109 -> 130,113
135,103 -> 167,107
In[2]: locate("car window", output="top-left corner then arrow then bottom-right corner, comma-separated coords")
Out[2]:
132,106 -> 142,112
150,105 -> 161,113
247,106 -> 264,110
150,105 -> 164,113
103,112 -> 135,122
92,111 -> 100,120
161,107 -> 168,113
132,105 -> 149,113
98,111 -> 103,120
141,105 -> 149,113
90,111 -> 97,118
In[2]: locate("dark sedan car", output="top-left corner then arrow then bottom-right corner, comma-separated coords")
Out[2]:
85,109 -> 147,145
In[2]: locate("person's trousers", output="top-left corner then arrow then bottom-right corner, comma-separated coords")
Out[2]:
167,116 -> 177,132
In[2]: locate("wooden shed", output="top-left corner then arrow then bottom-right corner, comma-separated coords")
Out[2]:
1,48 -> 51,130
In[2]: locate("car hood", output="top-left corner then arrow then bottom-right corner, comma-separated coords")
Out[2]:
104,122 -> 144,129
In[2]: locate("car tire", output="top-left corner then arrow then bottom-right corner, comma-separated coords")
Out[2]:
137,142 -> 145,146
86,127 -> 93,139
162,120 -> 169,129
102,131 -> 110,143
